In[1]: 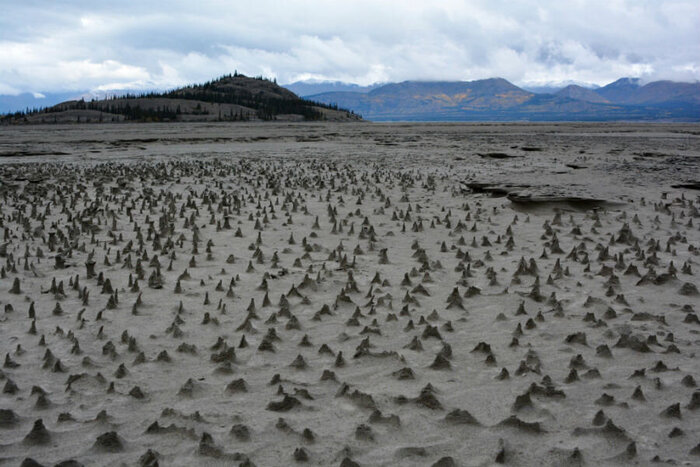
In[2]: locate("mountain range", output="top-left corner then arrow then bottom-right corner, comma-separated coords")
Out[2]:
2,76 -> 698,122
298,77 -> 700,121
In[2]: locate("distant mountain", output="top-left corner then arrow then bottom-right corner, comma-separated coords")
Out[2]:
626,80 -> 700,105
555,85 -> 609,103
283,81 -> 381,97
522,81 -> 599,95
595,77 -> 641,103
0,91 -> 85,115
576,78 -> 700,106
521,85 -> 565,94
308,77 -> 699,121
1,74 -> 361,123
308,78 -> 536,120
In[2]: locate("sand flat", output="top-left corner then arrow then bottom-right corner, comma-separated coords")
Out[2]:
0,122 -> 698,466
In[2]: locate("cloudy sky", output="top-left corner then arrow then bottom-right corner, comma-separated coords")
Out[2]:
0,0 -> 698,94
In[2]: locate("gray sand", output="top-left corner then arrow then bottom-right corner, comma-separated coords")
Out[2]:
0,122 -> 698,466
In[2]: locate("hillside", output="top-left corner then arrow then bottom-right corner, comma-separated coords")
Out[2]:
555,85 -> 609,103
1,74 -> 361,124
626,80 -> 700,105
595,77 -> 642,103
307,77 -> 700,121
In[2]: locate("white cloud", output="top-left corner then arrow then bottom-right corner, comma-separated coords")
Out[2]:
0,0 -> 697,93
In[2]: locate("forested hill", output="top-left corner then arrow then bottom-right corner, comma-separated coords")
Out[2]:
1,74 -> 361,124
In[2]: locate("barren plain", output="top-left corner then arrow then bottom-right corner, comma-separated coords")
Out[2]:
0,122 -> 698,466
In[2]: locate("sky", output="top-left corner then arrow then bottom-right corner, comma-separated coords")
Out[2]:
0,0 -> 698,95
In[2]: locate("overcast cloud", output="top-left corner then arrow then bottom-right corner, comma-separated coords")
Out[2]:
0,0 -> 698,94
